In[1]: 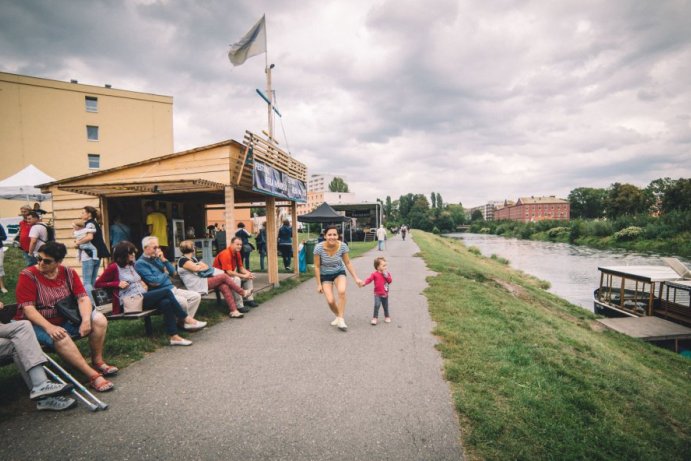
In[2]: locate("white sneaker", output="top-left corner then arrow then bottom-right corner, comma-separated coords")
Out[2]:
30,381 -> 73,401
330,318 -> 339,326
0,287 -> 7,293
337,318 -> 348,331
36,395 -> 77,411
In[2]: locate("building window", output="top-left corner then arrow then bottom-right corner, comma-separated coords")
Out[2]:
87,125 -> 99,141
85,96 -> 98,112
88,153 -> 100,169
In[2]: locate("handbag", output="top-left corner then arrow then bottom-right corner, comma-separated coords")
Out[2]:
197,266 -> 216,278
122,294 -> 144,314
242,243 -> 253,254
55,294 -> 82,326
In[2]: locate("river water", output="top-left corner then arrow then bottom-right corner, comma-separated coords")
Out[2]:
445,233 -> 691,311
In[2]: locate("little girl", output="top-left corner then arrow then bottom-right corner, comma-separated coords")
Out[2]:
73,219 -> 98,261
362,256 -> 393,325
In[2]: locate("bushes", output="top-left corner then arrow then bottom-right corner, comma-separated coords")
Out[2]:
547,227 -> 570,240
613,226 -> 643,241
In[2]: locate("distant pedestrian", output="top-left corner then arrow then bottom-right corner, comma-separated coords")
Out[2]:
15,205 -> 35,266
278,219 -> 293,271
363,257 -> 393,325
255,222 -> 267,271
313,226 -> 362,331
234,222 -> 253,270
400,225 -> 408,241
376,224 -> 386,251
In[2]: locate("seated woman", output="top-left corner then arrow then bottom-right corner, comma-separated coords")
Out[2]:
177,240 -> 251,318
96,241 -> 205,346
14,241 -> 116,392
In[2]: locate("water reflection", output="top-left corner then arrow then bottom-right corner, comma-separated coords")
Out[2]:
446,233 -> 691,311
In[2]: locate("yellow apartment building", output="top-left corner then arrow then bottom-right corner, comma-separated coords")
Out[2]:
0,71 -> 173,217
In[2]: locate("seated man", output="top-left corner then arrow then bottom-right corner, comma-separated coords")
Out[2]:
213,236 -> 258,309
135,236 -> 204,324
14,242 -> 117,393
0,302 -> 75,411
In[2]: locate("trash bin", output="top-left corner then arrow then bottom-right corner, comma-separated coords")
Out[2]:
304,239 -> 317,264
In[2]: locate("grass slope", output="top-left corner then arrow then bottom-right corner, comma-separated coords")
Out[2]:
415,232 -> 691,461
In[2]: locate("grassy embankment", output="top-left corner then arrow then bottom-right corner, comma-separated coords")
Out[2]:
0,241 -> 375,419
414,231 -> 691,461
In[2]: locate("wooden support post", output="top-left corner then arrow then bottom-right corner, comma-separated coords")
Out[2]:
291,201 -> 299,276
99,196 -> 110,267
224,186 -> 236,249
266,197 -> 279,286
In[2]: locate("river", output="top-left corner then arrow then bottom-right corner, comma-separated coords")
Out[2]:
445,233 -> 691,311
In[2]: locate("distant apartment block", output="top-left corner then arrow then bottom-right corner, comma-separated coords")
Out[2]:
0,71 -> 173,215
470,200 -> 503,221
494,196 -> 570,222
297,173 -> 355,215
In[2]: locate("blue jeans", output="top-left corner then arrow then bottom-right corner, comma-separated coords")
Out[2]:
81,258 -> 100,305
259,249 -> 266,271
373,296 -> 389,318
32,310 -> 99,348
377,240 -> 385,251
142,289 -> 187,335
23,252 -> 37,267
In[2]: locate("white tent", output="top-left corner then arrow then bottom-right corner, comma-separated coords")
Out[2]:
0,164 -> 54,201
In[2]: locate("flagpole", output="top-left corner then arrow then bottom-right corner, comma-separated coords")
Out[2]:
264,15 -> 274,143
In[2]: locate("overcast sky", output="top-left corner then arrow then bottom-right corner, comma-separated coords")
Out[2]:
2,0 -> 690,206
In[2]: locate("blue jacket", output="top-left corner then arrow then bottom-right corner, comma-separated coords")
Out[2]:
278,225 -> 292,245
135,255 -> 175,290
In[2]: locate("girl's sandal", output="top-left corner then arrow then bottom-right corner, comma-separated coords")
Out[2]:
230,311 -> 244,318
93,361 -> 119,376
89,374 -> 114,392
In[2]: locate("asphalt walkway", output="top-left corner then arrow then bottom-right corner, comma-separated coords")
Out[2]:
0,237 -> 463,461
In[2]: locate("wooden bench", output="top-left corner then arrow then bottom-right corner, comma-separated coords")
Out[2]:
91,289 -> 160,336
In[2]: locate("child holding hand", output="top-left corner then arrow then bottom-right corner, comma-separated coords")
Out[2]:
362,256 -> 393,325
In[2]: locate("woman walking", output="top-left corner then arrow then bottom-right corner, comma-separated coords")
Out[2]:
313,226 -> 362,331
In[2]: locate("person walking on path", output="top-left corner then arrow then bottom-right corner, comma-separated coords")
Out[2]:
278,219 -> 293,271
313,226 -> 362,331
362,256 -> 393,325
376,224 -> 387,251
255,222 -> 267,272
400,225 -> 408,241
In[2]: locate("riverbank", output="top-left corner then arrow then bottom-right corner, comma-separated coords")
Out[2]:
469,218 -> 691,258
414,231 -> 691,460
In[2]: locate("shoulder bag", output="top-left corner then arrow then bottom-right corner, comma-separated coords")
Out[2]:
54,267 -> 82,326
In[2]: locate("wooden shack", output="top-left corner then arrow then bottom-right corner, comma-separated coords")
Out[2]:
39,131 -> 307,286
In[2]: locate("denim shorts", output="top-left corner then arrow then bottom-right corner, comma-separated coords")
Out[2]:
320,270 -> 346,283
32,310 -> 97,348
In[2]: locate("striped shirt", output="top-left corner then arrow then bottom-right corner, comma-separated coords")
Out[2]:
15,265 -> 88,325
314,241 -> 349,275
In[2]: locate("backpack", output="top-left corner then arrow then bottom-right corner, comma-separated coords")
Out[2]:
36,223 -> 55,243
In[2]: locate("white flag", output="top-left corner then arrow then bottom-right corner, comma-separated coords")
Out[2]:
228,15 -> 267,66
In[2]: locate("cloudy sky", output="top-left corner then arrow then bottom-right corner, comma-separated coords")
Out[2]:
2,0 -> 690,206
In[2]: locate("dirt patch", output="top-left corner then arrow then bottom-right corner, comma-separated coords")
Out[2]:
492,278 -> 529,300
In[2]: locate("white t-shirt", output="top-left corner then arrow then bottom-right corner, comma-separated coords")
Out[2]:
28,223 -> 48,256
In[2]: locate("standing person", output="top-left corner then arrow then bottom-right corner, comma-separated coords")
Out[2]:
177,240 -> 251,318
363,256 -> 393,325
376,224 -> 387,251
135,236 -> 203,321
96,241 -> 204,346
400,225 -> 408,241
27,211 -> 48,263
75,206 -> 111,296
109,216 -> 131,248
14,241 -> 116,392
0,223 -> 7,293
0,302 -> 76,411
234,222 -> 253,270
255,222 -> 267,272
145,203 -> 168,254
212,237 -> 258,309
278,219 -> 293,271
313,226 -> 363,331
16,205 -> 35,266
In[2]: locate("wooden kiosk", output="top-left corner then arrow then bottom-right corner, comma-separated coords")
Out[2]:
39,131 -> 306,287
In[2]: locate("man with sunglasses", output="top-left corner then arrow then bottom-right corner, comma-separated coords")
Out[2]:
135,236 -> 204,325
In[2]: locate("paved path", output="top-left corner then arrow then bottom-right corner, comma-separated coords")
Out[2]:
0,237 -> 463,461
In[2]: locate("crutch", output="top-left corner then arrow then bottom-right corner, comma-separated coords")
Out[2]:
42,353 -> 109,411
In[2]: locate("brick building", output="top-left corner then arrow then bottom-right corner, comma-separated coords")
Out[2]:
494,196 -> 570,222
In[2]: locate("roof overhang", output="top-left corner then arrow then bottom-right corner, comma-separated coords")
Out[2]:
58,179 -> 226,197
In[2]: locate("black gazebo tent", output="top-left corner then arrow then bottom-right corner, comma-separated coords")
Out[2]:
297,202 -> 349,223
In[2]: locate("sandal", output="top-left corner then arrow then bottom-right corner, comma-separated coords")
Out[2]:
230,311 -> 244,318
89,374 -> 114,392
93,361 -> 119,376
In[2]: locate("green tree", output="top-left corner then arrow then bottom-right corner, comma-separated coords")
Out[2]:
328,177 -> 349,192
384,196 -> 393,221
431,192 -> 436,209
605,183 -> 651,218
661,178 -> 691,213
645,177 -> 673,214
436,193 -> 443,209
568,187 -> 607,219
471,209 -> 484,221
446,204 -> 466,225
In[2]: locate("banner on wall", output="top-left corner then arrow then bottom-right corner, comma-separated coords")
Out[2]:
253,160 -> 307,203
